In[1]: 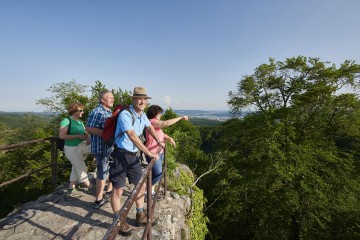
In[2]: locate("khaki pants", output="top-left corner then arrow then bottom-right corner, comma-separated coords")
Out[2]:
64,141 -> 91,183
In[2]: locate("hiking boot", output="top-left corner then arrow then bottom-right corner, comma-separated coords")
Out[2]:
118,221 -> 133,236
136,210 -> 158,227
77,183 -> 92,191
66,188 -> 83,198
93,198 -> 107,209
78,184 -> 93,192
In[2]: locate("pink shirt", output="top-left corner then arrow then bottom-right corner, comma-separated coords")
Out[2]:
145,118 -> 165,153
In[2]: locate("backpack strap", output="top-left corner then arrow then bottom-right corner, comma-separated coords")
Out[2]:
67,117 -> 72,135
128,108 -> 135,126
114,108 -> 135,141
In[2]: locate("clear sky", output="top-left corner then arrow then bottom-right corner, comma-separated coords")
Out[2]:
1,0 -> 360,112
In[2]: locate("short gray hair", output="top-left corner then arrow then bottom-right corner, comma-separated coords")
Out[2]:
99,89 -> 112,103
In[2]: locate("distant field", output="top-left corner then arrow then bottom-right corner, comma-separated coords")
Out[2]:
0,112 -> 51,128
189,117 -> 224,126
174,109 -> 231,120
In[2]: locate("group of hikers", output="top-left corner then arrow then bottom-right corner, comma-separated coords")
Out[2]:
58,87 -> 188,235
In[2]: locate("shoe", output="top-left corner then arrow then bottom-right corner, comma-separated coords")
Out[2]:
67,188 -> 83,198
78,184 -> 93,192
93,198 -> 107,209
77,183 -> 92,191
136,210 -> 158,227
113,215 -> 133,236
118,221 -> 133,236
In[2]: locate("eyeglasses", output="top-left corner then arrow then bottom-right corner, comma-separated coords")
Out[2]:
76,110 -> 84,112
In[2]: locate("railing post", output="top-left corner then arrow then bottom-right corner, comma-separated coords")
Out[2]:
146,169 -> 153,240
164,145 -> 167,197
51,138 -> 58,191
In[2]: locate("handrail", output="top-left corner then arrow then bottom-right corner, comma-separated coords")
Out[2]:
0,137 -> 98,190
103,145 -> 166,240
141,145 -> 167,240
142,148 -> 166,239
0,164 -> 52,188
142,144 -> 168,239
0,137 -> 69,190
0,138 -> 51,151
0,138 -> 58,189
1,138 -> 168,240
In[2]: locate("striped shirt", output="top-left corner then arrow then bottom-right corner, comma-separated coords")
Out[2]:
86,104 -> 112,154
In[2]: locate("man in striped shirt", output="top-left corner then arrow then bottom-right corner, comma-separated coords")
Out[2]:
86,89 -> 114,209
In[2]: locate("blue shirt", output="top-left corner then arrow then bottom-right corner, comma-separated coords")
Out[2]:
86,104 -> 112,154
114,105 -> 150,152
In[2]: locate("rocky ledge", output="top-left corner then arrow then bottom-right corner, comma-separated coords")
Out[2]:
0,183 -> 191,240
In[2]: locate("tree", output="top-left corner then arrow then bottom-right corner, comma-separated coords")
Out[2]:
228,56 -> 360,116
36,79 -> 89,114
87,80 -> 133,110
203,56 -> 360,239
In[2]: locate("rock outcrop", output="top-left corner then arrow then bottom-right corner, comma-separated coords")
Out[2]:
0,182 -> 191,240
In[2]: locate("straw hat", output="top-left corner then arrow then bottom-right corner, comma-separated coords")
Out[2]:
132,87 -> 152,99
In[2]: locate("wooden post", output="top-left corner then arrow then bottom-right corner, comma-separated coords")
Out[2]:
164,145 -> 167,197
146,169 -> 152,240
51,138 -> 58,190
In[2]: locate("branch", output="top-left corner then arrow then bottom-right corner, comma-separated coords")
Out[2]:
192,155 -> 223,187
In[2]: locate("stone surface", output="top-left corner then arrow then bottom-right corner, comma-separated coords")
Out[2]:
0,183 -> 190,240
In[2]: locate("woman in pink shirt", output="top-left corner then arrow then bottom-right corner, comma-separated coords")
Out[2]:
145,105 -> 188,197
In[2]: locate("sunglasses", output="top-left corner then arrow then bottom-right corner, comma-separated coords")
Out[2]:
76,110 -> 84,112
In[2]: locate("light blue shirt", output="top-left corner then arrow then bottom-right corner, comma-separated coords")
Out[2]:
114,105 -> 150,152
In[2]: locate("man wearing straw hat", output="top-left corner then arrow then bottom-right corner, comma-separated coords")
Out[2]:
109,87 -> 165,235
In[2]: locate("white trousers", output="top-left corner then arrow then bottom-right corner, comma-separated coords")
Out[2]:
64,141 -> 91,183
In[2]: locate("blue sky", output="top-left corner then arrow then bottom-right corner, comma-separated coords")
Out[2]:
1,0 -> 360,112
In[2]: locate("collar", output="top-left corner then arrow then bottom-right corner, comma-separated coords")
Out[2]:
99,104 -> 112,113
130,105 -> 143,117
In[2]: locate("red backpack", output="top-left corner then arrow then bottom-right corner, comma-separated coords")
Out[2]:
101,104 -> 135,146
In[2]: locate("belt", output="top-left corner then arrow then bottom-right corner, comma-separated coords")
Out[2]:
115,147 -> 137,156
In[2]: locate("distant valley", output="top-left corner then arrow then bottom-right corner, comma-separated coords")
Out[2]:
174,110 -> 232,121
1,110 -> 234,120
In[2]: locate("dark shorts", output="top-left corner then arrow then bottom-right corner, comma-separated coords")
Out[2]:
109,149 -> 142,188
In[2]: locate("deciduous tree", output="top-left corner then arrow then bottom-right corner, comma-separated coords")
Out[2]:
204,56 -> 360,239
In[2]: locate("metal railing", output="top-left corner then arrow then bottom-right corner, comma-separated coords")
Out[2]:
0,138 -> 168,240
0,137 -> 60,190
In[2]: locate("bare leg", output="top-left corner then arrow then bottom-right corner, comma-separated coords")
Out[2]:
83,179 -> 92,188
95,178 -> 106,201
69,181 -> 77,190
135,184 -> 146,209
106,180 -> 113,193
111,187 -> 124,213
